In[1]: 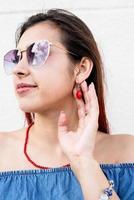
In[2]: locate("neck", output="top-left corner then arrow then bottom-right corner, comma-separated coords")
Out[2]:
28,98 -> 79,148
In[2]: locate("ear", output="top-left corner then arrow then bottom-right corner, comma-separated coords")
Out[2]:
74,57 -> 93,83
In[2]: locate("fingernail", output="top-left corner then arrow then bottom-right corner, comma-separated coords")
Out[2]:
89,82 -> 93,89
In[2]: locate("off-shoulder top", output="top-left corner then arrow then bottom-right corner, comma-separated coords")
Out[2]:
0,163 -> 134,200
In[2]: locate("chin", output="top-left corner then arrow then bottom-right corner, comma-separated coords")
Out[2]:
19,102 -> 49,114
19,103 -> 39,113
18,97 -> 61,114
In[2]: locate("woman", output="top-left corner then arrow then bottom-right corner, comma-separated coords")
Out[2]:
0,8 -> 134,200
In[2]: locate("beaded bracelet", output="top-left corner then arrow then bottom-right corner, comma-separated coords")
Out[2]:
99,180 -> 114,200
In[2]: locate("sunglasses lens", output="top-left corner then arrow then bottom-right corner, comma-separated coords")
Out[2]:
27,40 -> 50,66
4,49 -> 20,75
3,40 -> 50,75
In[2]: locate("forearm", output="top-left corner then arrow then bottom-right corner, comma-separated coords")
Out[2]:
71,158 -> 120,200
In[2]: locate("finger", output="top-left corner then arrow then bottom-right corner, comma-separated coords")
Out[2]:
58,111 -> 68,136
80,82 -> 99,143
80,81 -> 90,114
73,87 -> 85,131
87,82 -> 99,122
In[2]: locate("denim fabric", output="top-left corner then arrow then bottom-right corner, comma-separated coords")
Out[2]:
0,163 -> 134,200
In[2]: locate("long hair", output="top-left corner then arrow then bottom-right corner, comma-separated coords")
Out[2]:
16,9 -> 110,134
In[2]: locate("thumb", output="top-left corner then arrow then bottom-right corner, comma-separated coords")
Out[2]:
58,111 -> 68,136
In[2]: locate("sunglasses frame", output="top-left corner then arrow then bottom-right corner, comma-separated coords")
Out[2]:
4,39 -> 78,75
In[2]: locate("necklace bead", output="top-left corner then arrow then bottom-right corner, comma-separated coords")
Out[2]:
24,122 -> 70,169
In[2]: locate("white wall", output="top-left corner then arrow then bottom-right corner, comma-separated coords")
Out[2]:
0,0 -> 134,134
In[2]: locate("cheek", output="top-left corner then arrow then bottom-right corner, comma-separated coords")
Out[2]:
37,62 -> 74,102
37,56 -> 75,97
39,70 -> 73,99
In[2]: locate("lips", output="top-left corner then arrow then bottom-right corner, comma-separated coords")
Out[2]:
16,83 -> 37,94
16,83 -> 37,89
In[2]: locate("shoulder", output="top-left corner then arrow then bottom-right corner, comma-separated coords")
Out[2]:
95,132 -> 134,164
0,129 -> 26,170
0,128 -> 25,150
0,131 -> 8,147
109,133 -> 134,163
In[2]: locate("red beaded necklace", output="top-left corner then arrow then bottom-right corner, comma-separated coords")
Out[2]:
24,122 -> 70,169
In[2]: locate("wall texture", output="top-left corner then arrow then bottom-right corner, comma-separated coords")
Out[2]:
0,1 -> 134,134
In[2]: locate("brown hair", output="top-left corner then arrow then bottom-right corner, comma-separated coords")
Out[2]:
16,9 -> 110,134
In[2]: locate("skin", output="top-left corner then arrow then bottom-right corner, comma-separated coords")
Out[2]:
0,22 -> 134,172
0,23 -> 133,200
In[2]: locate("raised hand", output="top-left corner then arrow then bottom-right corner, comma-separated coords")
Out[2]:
57,81 -> 99,164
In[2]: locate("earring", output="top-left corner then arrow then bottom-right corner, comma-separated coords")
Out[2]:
76,83 -> 82,99
75,68 -> 82,99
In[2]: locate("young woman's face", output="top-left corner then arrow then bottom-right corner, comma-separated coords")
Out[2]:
12,22 -> 76,113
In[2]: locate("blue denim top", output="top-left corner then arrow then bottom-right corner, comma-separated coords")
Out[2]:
0,163 -> 134,200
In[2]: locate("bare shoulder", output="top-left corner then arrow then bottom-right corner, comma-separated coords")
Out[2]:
0,128 -> 26,171
95,131 -> 134,164
109,133 -> 134,163
0,131 -> 8,147
0,128 -> 25,150
99,133 -> 134,163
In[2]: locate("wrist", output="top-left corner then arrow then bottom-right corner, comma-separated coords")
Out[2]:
70,156 -> 99,178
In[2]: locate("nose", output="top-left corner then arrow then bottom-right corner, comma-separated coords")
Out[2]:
12,52 -> 30,78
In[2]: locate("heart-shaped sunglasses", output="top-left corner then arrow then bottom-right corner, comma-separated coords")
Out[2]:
3,40 -> 77,75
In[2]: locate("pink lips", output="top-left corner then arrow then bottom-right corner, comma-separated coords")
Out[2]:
16,83 -> 37,94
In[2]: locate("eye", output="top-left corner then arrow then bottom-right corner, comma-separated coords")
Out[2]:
32,41 -> 49,55
27,43 -> 35,65
15,50 -> 22,63
28,40 -> 50,66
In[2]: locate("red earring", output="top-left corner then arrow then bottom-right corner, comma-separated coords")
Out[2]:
76,84 -> 82,99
